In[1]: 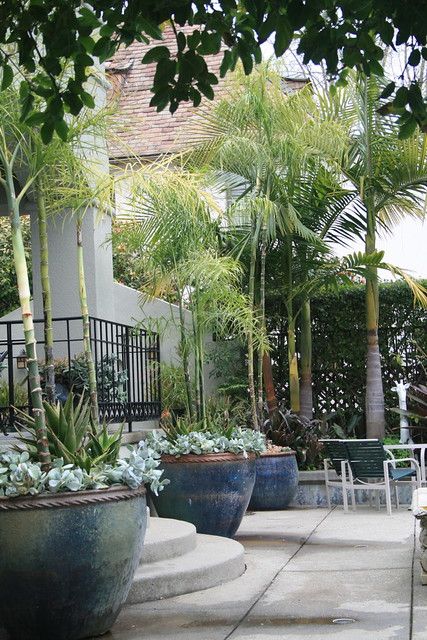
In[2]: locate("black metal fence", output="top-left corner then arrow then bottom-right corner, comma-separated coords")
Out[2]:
0,316 -> 161,433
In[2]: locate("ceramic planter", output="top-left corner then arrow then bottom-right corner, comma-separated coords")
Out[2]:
0,485 -> 147,640
150,452 -> 256,538
249,450 -> 299,510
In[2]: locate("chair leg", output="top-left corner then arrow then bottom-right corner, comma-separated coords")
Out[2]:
350,483 -> 356,511
385,481 -> 392,516
375,491 -> 381,511
325,482 -> 332,509
394,483 -> 399,509
342,484 -> 349,512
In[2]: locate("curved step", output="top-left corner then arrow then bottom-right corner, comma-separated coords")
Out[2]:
128,534 -> 245,603
141,517 -> 197,564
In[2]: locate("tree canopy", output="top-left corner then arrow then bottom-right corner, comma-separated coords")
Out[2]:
0,1 -> 426,141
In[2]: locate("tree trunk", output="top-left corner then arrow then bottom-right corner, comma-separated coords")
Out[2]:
247,214 -> 263,430
76,216 -> 99,425
257,229 -> 267,423
365,234 -> 385,438
362,74 -> 385,439
36,181 -> 55,404
285,237 -> 300,413
262,352 -> 279,427
299,298 -> 313,419
177,289 -> 194,421
2,156 -> 51,469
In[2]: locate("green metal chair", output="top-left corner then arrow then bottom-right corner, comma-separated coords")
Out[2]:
321,439 -> 356,512
344,439 -> 421,516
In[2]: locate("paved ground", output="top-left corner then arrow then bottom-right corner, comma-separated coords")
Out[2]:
105,506 -> 426,640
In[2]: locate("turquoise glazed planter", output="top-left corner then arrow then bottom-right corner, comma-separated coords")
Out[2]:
150,452 -> 256,538
0,485 -> 147,640
249,451 -> 299,510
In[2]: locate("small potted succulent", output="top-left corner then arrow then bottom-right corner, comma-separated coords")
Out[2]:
0,393 -> 167,640
148,404 -> 266,538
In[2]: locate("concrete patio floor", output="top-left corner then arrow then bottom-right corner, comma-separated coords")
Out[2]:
103,506 -> 427,640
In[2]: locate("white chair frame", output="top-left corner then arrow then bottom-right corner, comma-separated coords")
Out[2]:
346,451 -> 422,516
323,458 -> 356,512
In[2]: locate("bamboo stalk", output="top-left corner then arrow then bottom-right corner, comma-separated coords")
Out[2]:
257,227 -> 267,423
177,288 -> 194,421
36,178 -> 55,404
76,215 -> 99,425
2,148 -> 51,469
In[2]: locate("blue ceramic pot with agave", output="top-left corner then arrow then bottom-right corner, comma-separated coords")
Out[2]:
249,449 -> 299,510
147,428 -> 265,538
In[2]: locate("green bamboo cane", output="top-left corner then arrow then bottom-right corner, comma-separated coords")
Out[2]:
177,286 -> 194,421
194,290 -> 207,428
0,142 -> 51,468
76,214 -> 99,425
257,226 -> 267,423
36,177 -> 56,403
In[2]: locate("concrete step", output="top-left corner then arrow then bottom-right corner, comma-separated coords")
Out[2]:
128,532 -> 245,603
140,517 -> 197,564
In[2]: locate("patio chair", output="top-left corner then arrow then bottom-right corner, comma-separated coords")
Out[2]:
344,439 -> 421,516
320,439 -> 356,512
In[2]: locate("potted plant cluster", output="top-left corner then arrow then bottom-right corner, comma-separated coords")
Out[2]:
0,87 -> 167,640
118,166 -> 270,536
148,403 -> 266,537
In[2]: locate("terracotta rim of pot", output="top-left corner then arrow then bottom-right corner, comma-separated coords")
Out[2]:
259,449 -> 296,458
160,452 -> 256,464
0,484 -> 146,512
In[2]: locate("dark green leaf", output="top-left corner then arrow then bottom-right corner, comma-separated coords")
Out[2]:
141,46 -> 170,64
1,64 -> 13,91
40,120 -> 54,144
408,49 -> 421,67
398,115 -> 417,139
54,118 -> 69,141
380,81 -> 395,100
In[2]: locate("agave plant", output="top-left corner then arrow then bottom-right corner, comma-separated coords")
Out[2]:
14,392 -> 123,472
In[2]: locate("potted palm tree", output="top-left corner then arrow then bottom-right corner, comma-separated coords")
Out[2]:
117,166 -> 267,536
0,87 -> 167,640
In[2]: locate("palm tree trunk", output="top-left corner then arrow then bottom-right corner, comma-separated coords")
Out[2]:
247,214 -> 263,430
36,180 -> 55,404
262,352 -> 279,427
257,228 -> 267,422
300,298 -> 313,419
361,75 -> 385,439
285,237 -> 300,413
76,215 -> 99,425
2,154 -> 51,469
365,220 -> 385,438
177,288 -> 194,420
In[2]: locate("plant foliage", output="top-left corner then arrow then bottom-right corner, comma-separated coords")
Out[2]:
0,2 -> 426,139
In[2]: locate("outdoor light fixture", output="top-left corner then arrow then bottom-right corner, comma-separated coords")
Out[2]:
16,354 -> 27,369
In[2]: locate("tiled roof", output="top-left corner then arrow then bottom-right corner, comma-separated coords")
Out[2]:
106,26 -> 224,160
106,27 -> 310,161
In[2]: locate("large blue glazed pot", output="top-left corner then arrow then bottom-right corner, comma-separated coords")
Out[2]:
249,451 -> 299,510
0,485 -> 147,640
150,452 -> 256,538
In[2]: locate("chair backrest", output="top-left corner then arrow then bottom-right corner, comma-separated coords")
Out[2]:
321,440 -> 349,476
344,439 -> 386,479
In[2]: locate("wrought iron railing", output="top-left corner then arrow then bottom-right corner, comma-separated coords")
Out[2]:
0,316 -> 161,433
